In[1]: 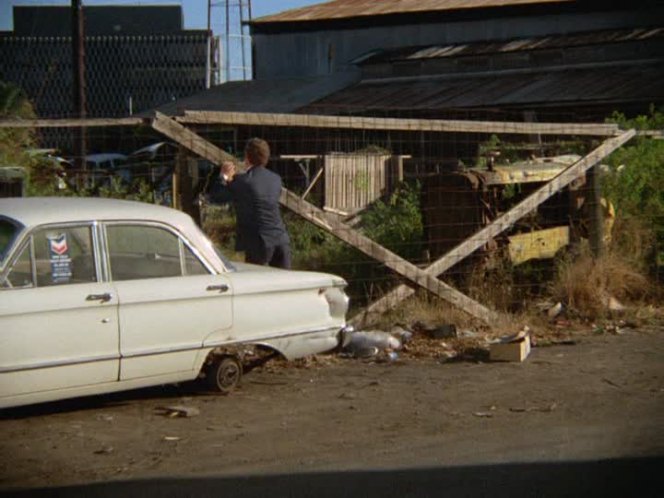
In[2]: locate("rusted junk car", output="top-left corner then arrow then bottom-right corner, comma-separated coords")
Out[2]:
421,155 -> 613,269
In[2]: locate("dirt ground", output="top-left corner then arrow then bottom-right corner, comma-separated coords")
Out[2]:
1,325 -> 663,494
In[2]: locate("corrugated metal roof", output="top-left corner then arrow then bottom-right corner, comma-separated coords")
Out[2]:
301,62 -> 664,112
144,72 -> 359,117
358,27 -> 664,63
252,0 -> 575,24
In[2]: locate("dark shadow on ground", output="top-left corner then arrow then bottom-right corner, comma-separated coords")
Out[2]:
0,381 -> 210,419
1,355 -> 279,420
1,456 -> 661,498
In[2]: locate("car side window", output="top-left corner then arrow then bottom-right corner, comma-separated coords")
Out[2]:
3,243 -> 33,288
184,244 -> 208,275
107,225 -> 209,280
32,225 -> 97,286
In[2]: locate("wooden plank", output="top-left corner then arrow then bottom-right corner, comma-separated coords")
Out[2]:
0,117 -> 144,128
151,111 -> 237,166
152,112 -> 497,322
152,114 -> 496,322
301,165 -> 324,200
352,129 -> 636,323
177,111 -> 621,137
280,189 -> 498,323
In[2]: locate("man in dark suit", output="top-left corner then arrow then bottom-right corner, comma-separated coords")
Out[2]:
213,138 -> 291,269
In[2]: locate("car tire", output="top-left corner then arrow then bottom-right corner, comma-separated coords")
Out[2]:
206,356 -> 242,394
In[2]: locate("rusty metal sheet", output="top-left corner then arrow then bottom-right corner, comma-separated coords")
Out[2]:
508,226 -> 570,265
362,27 -> 664,63
252,0 -> 574,24
305,62 -> 664,112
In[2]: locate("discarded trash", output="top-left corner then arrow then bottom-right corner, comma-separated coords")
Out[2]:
343,330 -> 401,358
458,329 -> 479,339
163,436 -> 181,442
349,346 -> 380,359
472,411 -> 494,418
155,405 -> 200,418
490,327 -> 531,362
604,295 -> 626,312
416,322 -> 458,339
547,302 -> 563,319
438,350 -> 458,362
378,351 -> 399,363
390,326 -> 414,344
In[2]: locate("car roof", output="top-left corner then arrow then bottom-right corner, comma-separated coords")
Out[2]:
85,153 -> 128,163
0,197 -> 193,230
131,142 -> 172,156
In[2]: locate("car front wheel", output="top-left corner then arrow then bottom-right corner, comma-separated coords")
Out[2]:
206,356 -> 242,394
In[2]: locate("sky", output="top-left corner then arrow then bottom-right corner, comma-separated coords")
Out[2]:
0,0 -> 322,32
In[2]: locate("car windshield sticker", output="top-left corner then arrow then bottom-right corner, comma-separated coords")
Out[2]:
48,233 -> 72,283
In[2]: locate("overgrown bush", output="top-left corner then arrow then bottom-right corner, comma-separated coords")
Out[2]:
286,181 -> 424,307
0,82 -> 37,181
604,107 -> 664,277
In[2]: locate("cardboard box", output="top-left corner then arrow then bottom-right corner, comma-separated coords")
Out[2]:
490,334 -> 531,362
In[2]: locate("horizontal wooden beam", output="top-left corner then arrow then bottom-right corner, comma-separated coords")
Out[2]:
0,115 -> 658,141
0,117 -> 144,128
177,111 -> 621,137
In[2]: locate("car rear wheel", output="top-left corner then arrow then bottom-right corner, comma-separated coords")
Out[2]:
206,356 -> 242,394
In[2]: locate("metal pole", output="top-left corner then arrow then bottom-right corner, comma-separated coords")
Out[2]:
239,1 -> 247,80
71,0 -> 87,185
225,0 -> 230,82
206,1 -> 213,87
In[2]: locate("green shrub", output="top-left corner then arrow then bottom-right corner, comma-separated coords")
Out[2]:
604,107 -> 664,276
287,181 -> 424,306
0,82 -> 36,180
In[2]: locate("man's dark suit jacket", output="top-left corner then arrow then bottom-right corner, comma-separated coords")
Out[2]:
209,166 -> 290,255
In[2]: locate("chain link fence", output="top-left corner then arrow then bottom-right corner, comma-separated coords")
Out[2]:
2,108 -> 662,324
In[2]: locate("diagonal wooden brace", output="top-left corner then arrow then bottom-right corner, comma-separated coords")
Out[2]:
151,112 -> 498,323
353,129 -> 636,324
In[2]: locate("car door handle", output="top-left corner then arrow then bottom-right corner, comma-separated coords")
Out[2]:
86,293 -> 113,303
206,284 -> 229,293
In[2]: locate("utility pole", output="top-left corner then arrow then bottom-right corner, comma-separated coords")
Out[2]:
71,0 -> 87,184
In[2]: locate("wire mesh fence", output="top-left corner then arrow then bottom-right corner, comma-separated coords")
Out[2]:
2,108 -> 661,322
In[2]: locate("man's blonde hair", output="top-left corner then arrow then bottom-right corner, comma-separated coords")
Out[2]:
245,138 -> 270,167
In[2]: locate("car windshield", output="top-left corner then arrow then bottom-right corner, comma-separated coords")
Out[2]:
0,218 -> 22,263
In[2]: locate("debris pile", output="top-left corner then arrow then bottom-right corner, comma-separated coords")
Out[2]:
341,328 -> 411,361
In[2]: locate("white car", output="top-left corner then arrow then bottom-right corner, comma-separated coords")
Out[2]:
0,197 -> 350,409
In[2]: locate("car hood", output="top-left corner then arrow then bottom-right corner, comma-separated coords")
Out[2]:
227,262 -> 347,294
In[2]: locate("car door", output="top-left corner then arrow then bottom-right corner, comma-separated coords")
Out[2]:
0,223 -> 119,403
105,223 -> 232,381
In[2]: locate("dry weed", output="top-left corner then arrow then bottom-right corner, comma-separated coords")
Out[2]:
369,291 -> 488,331
551,249 -> 651,318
